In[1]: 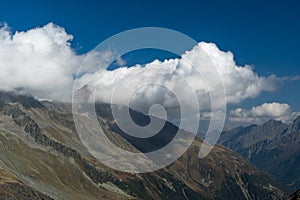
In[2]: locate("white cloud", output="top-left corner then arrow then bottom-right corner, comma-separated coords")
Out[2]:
0,22 -> 82,100
116,56 -> 126,67
1,22 -> 296,128
77,42 -> 280,117
229,102 -> 300,124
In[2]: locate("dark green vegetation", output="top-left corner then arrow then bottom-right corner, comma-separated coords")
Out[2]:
0,91 -> 290,199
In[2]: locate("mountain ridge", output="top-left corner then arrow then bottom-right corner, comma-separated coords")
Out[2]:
0,91 -> 291,199
220,116 -> 300,190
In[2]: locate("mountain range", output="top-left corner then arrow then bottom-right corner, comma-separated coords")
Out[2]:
0,90 -> 296,199
219,116 -> 300,190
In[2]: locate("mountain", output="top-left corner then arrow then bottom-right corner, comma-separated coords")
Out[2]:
0,91 -> 289,199
0,168 -> 53,199
219,118 -> 300,190
288,189 -> 300,200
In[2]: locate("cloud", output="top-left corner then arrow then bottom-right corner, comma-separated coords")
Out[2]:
77,42 -> 280,117
229,102 -> 300,124
0,22 -> 129,101
116,56 -> 126,67
0,22 -> 82,100
1,22 -> 296,128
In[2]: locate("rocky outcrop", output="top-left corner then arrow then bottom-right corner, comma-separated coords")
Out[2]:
0,90 -> 43,109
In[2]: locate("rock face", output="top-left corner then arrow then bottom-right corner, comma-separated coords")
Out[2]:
0,92 -> 289,199
0,90 -> 43,108
288,189 -> 300,200
220,118 -> 300,190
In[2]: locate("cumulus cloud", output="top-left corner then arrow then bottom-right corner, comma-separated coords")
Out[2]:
1,22 -> 297,128
229,102 -> 300,124
77,42 -> 280,115
0,22 -> 82,100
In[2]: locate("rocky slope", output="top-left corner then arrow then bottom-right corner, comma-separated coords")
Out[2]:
288,189 -> 300,200
0,91 -> 289,199
219,118 -> 300,190
0,168 -> 53,199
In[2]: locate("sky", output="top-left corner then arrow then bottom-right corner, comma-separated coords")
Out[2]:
0,0 -> 300,126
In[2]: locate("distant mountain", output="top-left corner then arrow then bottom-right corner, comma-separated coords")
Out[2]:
219,117 -> 300,190
0,91 -> 289,199
0,90 -> 43,108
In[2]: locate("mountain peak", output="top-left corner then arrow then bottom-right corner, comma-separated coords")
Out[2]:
264,118 -> 284,126
290,115 -> 300,132
0,90 -> 43,108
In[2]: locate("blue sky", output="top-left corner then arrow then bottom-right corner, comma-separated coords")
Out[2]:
1,0 -> 300,114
